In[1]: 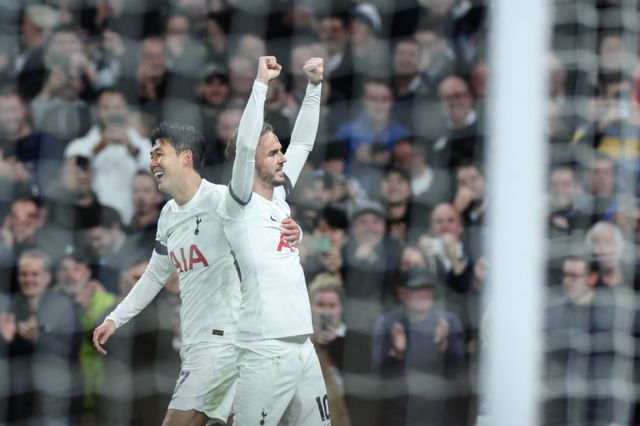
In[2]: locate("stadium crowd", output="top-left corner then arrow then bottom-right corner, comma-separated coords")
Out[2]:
0,0 -> 638,425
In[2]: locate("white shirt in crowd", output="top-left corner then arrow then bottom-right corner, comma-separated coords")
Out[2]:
65,126 -> 152,223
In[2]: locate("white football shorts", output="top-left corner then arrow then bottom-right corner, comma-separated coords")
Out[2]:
168,343 -> 237,422
233,337 -> 331,425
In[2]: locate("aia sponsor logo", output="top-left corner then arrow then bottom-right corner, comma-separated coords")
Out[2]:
170,244 -> 209,272
276,234 -> 296,253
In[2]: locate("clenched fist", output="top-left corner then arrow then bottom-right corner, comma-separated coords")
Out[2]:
303,57 -> 323,85
256,56 -> 283,85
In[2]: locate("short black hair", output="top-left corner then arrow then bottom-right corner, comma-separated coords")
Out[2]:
95,86 -> 127,103
563,255 -> 599,275
385,164 -> 411,183
322,206 -> 349,230
58,249 -> 92,267
359,77 -> 392,98
149,121 -> 205,170
393,37 -> 418,52
45,23 -> 80,53
324,139 -> 349,161
321,11 -> 350,27
85,205 -> 123,229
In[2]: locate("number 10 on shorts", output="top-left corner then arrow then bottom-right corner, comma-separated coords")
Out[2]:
315,394 -> 330,421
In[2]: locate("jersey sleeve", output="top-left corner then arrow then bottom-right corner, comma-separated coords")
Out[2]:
105,249 -> 174,328
283,82 -> 322,188
228,80 -> 268,206
105,210 -> 174,328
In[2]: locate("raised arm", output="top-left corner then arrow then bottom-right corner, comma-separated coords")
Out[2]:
284,57 -> 324,187
229,56 -> 282,205
92,249 -> 174,354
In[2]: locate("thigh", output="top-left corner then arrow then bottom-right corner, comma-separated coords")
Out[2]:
169,345 -> 237,423
282,342 -> 330,426
233,343 -> 299,426
162,408 -> 208,426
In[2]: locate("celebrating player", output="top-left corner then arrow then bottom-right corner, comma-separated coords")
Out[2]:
92,122 -> 301,426
218,56 -> 330,424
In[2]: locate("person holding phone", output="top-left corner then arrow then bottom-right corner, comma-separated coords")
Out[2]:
571,72 -> 640,169
65,87 -> 152,223
309,273 -> 346,348
309,273 -> 350,426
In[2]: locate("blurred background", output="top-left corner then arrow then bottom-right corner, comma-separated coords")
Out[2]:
0,0 -> 637,425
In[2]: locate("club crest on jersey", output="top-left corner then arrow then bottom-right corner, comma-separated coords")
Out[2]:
170,244 -> 209,272
194,216 -> 202,235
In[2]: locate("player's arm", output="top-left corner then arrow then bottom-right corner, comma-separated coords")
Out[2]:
229,56 -> 282,205
283,57 -> 323,188
92,247 -> 174,355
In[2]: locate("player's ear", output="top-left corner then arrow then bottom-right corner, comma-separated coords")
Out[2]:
181,150 -> 194,168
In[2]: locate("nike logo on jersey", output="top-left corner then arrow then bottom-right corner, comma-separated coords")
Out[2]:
269,215 -> 278,222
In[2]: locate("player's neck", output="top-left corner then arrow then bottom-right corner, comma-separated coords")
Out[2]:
171,171 -> 203,205
253,177 -> 274,200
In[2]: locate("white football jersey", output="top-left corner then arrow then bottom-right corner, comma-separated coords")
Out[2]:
108,179 -> 240,346
218,186 -> 313,341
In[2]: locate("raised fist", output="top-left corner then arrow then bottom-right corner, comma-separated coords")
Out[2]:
256,56 -> 282,85
303,57 -> 324,85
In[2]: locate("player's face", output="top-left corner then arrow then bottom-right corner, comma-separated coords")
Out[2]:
150,140 -> 186,195
255,131 -> 287,187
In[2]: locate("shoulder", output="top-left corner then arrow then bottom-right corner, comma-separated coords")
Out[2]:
201,179 -> 228,202
158,201 -> 176,224
201,179 -> 225,192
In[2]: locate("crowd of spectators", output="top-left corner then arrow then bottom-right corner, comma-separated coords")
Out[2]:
0,0 -> 637,425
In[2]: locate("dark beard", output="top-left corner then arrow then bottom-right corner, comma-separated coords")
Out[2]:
258,169 -> 285,187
